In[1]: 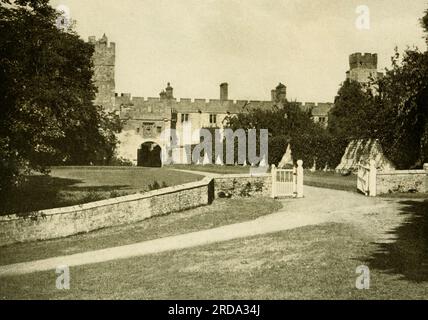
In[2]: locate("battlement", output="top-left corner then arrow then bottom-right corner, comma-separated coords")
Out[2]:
349,52 -> 377,69
116,93 -> 333,106
89,34 -> 115,50
115,92 -> 333,118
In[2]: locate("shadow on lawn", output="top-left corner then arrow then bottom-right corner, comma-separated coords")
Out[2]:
0,175 -> 131,215
365,199 -> 428,282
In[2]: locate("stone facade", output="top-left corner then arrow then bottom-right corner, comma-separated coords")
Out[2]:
214,174 -> 272,198
376,169 -> 427,194
0,174 -> 274,246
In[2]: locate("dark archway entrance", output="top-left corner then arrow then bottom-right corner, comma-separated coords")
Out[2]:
137,142 -> 162,167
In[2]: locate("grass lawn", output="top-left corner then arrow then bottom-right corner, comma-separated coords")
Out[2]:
0,197 -> 282,266
2,221 -> 428,299
303,170 -> 357,192
303,171 -> 428,198
0,166 -> 203,216
171,165 -> 358,192
170,164 -> 251,174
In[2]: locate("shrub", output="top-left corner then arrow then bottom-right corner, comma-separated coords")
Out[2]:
148,181 -> 161,191
239,182 -> 253,197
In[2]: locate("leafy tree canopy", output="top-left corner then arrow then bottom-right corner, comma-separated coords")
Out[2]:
0,0 -> 122,193
225,101 -> 344,169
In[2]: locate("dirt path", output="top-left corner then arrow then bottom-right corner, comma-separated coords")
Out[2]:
0,186 -> 408,277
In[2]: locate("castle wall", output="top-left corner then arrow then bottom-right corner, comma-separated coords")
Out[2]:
89,34 -> 338,164
116,93 -> 334,157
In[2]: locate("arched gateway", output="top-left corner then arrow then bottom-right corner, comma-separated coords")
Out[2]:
137,141 -> 162,167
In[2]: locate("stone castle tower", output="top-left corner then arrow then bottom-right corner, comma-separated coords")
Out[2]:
89,34 -> 116,111
346,52 -> 382,84
271,82 -> 287,102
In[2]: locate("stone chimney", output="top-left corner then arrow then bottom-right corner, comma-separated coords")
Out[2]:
275,83 -> 287,102
220,83 -> 228,101
271,89 -> 276,102
165,82 -> 173,99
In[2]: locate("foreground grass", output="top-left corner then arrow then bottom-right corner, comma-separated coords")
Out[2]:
0,197 -> 282,266
0,167 -> 202,215
2,222 -> 427,299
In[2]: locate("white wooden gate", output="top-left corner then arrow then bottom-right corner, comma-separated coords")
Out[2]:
357,160 -> 377,197
271,160 -> 304,198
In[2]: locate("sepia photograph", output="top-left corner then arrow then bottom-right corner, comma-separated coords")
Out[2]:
0,0 -> 428,305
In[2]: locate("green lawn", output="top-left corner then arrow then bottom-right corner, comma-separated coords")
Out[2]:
170,165 -> 359,192
169,164 -> 252,174
2,221 -> 427,299
303,170 -> 357,192
304,170 -> 427,198
0,167 -> 203,216
0,197 -> 282,266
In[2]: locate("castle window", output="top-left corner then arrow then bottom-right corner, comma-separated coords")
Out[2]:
136,127 -> 140,133
157,126 -> 162,134
209,114 -> 217,124
181,113 -> 189,122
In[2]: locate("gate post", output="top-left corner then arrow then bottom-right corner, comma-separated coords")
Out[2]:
369,159 -> 377,197
424,163 -> 428,193
296,160 -> 304,198
271,164 -> 276,198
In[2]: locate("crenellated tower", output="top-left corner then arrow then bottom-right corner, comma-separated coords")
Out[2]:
89,34 -> 116,111
346,52 -> 382,84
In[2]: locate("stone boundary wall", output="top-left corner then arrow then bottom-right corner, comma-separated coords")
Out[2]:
376,168 -> 427,195
0,174 -> 274,246
0,177 -> 214,246
213,174 -> 271,198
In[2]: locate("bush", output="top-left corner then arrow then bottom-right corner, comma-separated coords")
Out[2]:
239,182 -> 253,197
148,181 -> 168,191
108,157 -> 134,166
82,191 -> 104,203
148,181 -> 161,190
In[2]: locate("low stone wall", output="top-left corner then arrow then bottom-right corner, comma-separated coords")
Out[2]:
0,177 -> 214,246
214,174 -> 271,198
376,169 -> 427,194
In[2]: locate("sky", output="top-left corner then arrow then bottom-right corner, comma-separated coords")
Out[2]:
50,0 -> 428,102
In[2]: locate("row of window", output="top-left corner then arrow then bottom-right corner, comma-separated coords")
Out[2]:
180,113 -> 217,124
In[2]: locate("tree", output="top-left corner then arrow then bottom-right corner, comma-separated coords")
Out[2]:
327,7 -> 428,169
225,101 -> 343,168
422,8 -> 428,37
0,0 -> 122,193
328,80 -> 382,141
376,48 -> 428,168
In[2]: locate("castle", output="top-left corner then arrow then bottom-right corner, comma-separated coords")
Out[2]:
90,34 -> 379,166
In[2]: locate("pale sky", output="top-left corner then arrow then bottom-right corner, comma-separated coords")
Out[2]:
50,0 -> 427,102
